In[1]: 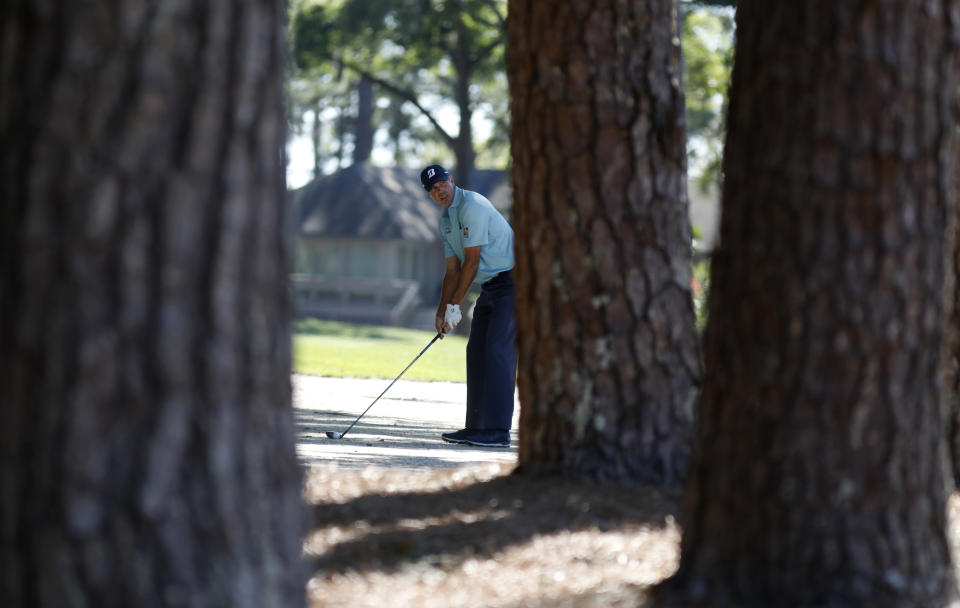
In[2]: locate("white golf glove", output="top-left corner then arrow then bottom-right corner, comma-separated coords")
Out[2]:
444,304 -> 462,332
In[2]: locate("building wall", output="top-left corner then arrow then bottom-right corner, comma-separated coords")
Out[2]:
295,236 -> 444,299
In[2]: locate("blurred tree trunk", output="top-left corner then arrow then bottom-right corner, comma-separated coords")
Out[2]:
453,12 -> 476,189
507,0 -> 700,485
659,1 -> 959,604
0,2 -> 305,607
353,75 -> 374,164
312,99 -> 324,178
953,278 -> 960,489
948,3 -> 960,488
335,109 -> 348,169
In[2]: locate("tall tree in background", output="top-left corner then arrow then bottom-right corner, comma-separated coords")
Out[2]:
660,1 -> 959,604
289,2 -> 377,171
508,0 -> 700,485
292,0 -> 508,187
0,2 -> 305,606
354,75 -> 375,163
288,74 -> 354,177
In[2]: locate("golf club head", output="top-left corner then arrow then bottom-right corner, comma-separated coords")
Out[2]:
325,431 -> 343,440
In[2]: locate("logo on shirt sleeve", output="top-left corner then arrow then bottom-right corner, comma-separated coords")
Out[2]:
462,225 -> 470,239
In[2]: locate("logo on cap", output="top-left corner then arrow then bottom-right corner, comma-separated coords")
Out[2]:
427,168 -> 436,179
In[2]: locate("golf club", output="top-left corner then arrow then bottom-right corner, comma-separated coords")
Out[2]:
326,332 -> 442,440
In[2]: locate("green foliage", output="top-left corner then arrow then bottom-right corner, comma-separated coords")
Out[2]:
683,0 -> 736,6
292,319 -> 467,382
682,6 -> 735,194
288,0 -> 509,175
288,1 -> 730,182
474,71 -> 511,168
291,2 -> 336,68
691,255 -> 711,332
331,0 -> 505,80
287,2 -> 369,174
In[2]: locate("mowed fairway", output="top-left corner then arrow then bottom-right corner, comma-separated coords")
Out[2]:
293,319 -> 467,382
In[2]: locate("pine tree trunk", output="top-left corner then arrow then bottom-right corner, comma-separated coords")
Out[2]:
952,247 -> 960,487
660,1 -> 959,604
353,75 -> 374,164
312,100 -> 324,178
0,2 -> 305,606
507,0 -> 700,486
454,105 -> 475,190
950,119 -> 960,487
453,14 -> 476,190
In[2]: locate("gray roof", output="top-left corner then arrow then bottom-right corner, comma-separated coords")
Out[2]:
291,164 -> 509,243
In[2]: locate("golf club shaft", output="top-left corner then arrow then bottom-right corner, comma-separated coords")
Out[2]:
337,332 -> 442,438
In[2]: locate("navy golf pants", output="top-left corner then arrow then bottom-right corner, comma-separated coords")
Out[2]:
465,270 -> 517,431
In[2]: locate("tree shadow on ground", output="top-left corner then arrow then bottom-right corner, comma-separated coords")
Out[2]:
305,468 -> 681,576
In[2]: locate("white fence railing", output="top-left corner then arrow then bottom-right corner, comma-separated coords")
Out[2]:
290,275 -> 422,326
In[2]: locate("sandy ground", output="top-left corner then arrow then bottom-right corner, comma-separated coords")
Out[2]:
293,375 -> 682,607
293,374 -> 520,471
295,375 -> 960,608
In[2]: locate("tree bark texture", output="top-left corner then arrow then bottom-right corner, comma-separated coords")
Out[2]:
662,1 -> 959,604
508,0 -> 700,486
950,110 -> 960,487
0,2 -> 305,607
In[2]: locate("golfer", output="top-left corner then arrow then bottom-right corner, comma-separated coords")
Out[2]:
420,164 -> 516,448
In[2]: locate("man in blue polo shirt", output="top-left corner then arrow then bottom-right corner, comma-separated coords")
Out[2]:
420,164 -> 516,448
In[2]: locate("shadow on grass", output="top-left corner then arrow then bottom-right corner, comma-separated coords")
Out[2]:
305,467 -> 681,576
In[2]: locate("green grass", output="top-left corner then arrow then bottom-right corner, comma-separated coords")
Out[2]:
292,318 -> 467,382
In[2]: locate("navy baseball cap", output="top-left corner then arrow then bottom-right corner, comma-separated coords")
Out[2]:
420,164 -> 450,191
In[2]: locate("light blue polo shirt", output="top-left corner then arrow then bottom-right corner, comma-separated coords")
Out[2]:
439,187 -> 514,284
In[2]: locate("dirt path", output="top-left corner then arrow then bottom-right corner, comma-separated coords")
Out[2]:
293,375 -> 682,607
293,374 -> 520,471
295,375 -> 960,607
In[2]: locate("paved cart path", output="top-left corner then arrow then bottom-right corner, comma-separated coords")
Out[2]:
293,374 -> 520,471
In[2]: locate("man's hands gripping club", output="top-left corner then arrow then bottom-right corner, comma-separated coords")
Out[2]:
436,247 -> 479,338
436,304 -> 462,337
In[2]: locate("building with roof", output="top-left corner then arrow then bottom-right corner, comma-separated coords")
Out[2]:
288,162 -> 718,328
289,163 -> 509,326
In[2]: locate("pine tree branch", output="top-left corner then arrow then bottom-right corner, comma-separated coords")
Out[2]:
334,57 -> 456,149
470,36 -> 503,70
476,0 -> 506,29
